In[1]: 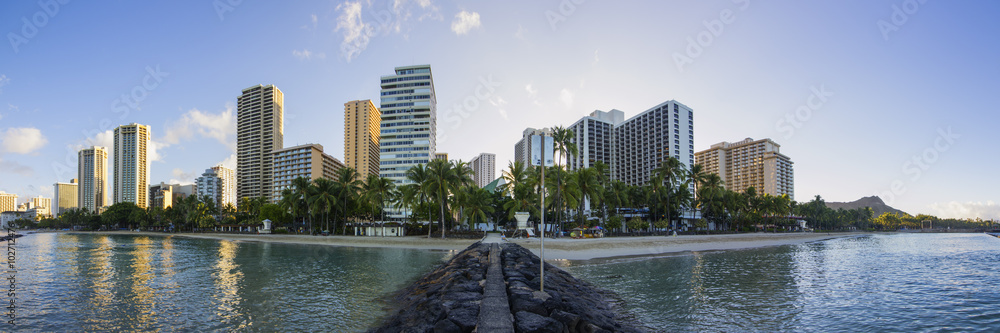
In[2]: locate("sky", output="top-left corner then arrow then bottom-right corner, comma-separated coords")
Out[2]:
0,0 -> 997,220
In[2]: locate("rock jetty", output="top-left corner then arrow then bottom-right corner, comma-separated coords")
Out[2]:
371,241 -> 644,332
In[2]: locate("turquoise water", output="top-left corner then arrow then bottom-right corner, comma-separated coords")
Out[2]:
4,233 -> 450,332
561,233 -> 1000,332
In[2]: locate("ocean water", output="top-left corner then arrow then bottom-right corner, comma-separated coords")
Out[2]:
3,232 -> 450,332
561,233 -> 1000,332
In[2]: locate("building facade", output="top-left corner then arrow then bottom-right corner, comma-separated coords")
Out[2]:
344,99 -> 381,178
30,196 -> 52,218
469,153 -> 496,188
0,191 -> 17,213
379,65 -> 436,184
196,168 -> 223,208
113,123 -> 151,208
78,146 -> 109,213
149,183 -> 197,209
514,127 -> 543,167
567,110 -> 623,172
695,138 -> 794,200
53,179 -> 78,216
434,152 -> 448,161
212,165 -> 236,208
612,100 -> 695,186
237,84 -> 284,201
271,144 -> 345,201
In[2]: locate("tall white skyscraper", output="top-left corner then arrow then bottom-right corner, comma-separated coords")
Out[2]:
612,100 -> 695,186
237,84 -> 284,201
78,146 -> 109,213
567,110 -> 624,173
378,65 -> 436,184
212,165 -> 236,208
469,153 -> 496,188
113,123 -> 151,208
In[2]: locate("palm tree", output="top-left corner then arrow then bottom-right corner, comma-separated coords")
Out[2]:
653,157 -> 686,229
405,163 -> 432,237
572,167 -> 602,226
291,176 -> 314,233
500,161 -> 528,197
363,174 -> 395,223
423,159 -> 471,238
697,173 -> 726,230
309,178 -> 337,234
546,165 -> 578,235
459,185 -> 494,229
551,126 -> 578,167
334,167 -> 362,235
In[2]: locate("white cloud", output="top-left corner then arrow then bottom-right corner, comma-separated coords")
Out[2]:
335,1 -> 372,62
219,153 -> 237,170
169,168 -> 198,185
162,107 -> 237,150
929,201 -> 1000,220
525,84 -> 538,97
1,127 -> 48,154
7,104 -> 18,113
0,74 -> 8,93
293,49 -> 326,60
303,14 -> 318,30
560,88 -> 574,108
451,11 -> 481,35
514,24 -> 527,39
592,49 -> 600,66
489,96 -> 508,120
148,140 -> 163,162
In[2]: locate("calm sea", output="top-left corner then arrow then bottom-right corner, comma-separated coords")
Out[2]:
3,232 -> 450,332
560,233 -> 1000,332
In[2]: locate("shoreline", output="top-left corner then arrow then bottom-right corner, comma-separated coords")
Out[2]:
46,230 -> 871,261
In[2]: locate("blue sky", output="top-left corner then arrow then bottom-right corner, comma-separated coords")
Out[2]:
0,1 -> 997,219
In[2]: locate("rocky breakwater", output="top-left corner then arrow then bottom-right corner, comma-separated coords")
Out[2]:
371,243 -> 489,333
501,244 -> 643,333
371,241 -> 643,332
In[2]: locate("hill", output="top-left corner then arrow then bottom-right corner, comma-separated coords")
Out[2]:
825,196 -> 909,217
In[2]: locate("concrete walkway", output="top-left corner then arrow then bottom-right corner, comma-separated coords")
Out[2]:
477,242 -> 514,332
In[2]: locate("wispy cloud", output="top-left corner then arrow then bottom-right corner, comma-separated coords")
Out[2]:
592,49 -> 600,66
302,14 -> 318,30
560,88 -> 574,108
169,168 -> 198,185
293,49 -> 326,60
0,158 -> 33,177
161,106 -> 237,150
0,74 -> 8,93
514,24 -> 527,39
489,96 -> 508,120
1,127 -> 48,154
451,11 -> 481,35
335,1 -> 372,62
525,84 -> 538,97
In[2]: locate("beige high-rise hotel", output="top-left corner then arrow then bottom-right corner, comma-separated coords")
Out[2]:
271,144 -> 344,201
53,179 -> 78,216
78,146 -> 108,213
695,137 -> 794,200
344,100 -> 380,178
114,123 -> 151,208
237,84 -> 284,201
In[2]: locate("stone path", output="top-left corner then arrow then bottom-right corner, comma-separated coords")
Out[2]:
477,242 -> 514,332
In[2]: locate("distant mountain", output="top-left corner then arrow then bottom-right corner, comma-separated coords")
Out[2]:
825,196 -> 909,217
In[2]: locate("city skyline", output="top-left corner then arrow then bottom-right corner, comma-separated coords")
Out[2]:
0,2 -> 998,219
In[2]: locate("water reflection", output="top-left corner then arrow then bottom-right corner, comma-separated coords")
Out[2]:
127,236 -> 156,330
85,236 -> 116,331
213,240 -> 248,330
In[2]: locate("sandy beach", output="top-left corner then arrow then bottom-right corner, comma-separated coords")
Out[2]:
508,232 -> 866,260
58,230 -> 865,261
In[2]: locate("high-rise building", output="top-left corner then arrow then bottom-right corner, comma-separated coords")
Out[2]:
613,100 -> 695,186
514,127 -> 542,167
379,65 -> 436,184
53,179 -> 78,216
695,138 -> 794,200
0,191 -> 17,213
567,110 -> 624,173
469,153 -> 496,188
113,123 -> 151,208
78,146 -> 109,213
344,99 -> 381,178
30,196 -> 51,218
196,168 -> 223,208
237,84 -> 284,201
212,165 -> 236,208
271,144 -> 345,201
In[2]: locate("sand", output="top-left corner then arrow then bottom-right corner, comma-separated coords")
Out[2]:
59,230 -> 864,261
507,232 -> 865,260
